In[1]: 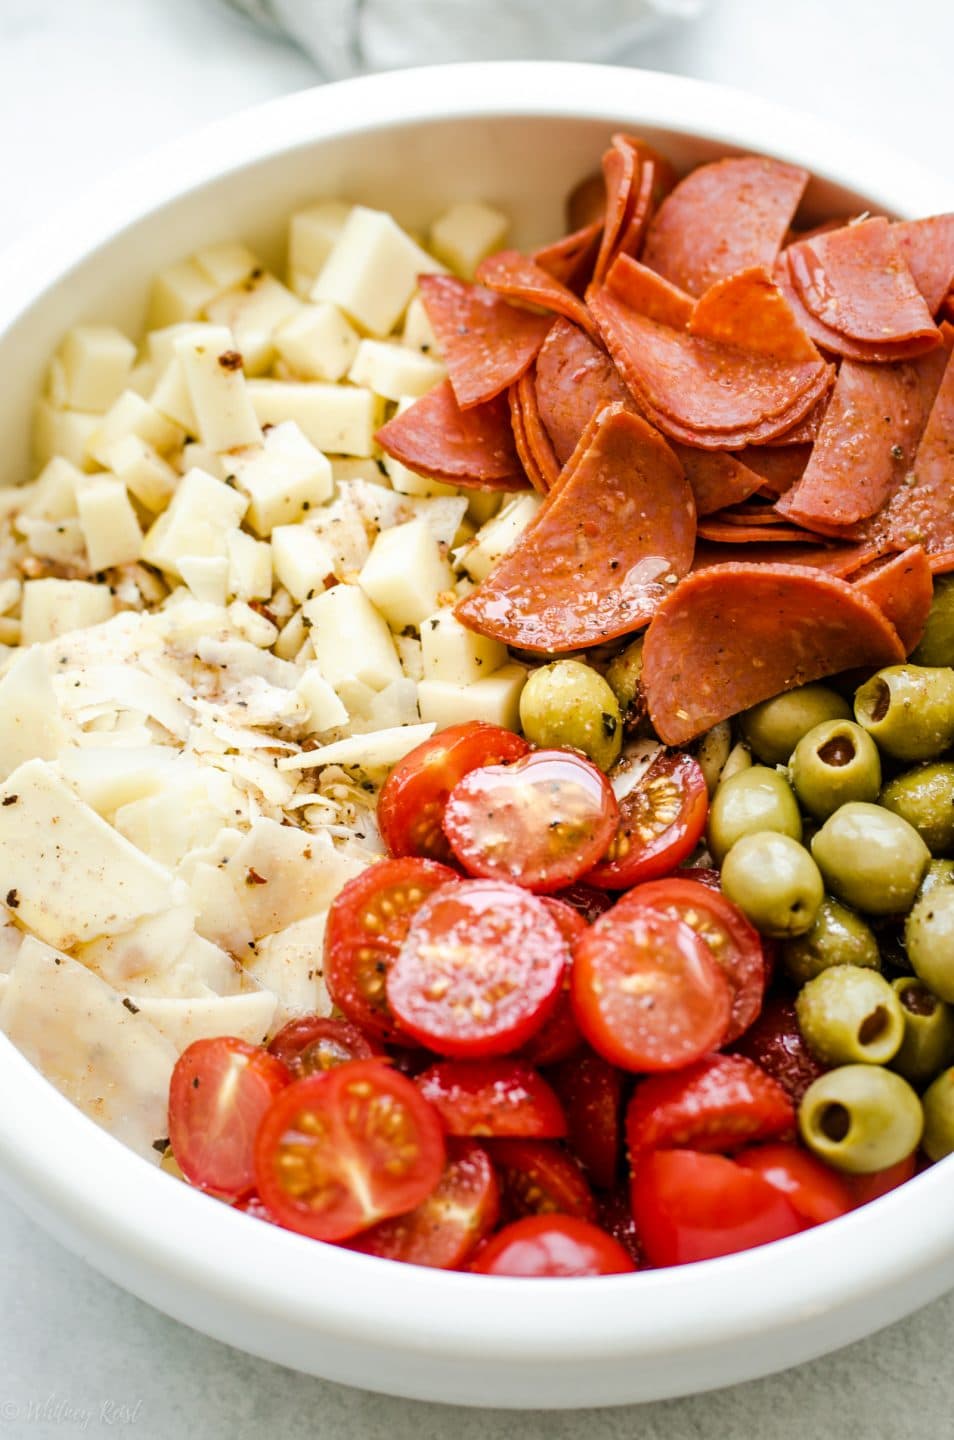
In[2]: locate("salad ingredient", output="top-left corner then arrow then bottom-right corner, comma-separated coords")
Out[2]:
919,1068 -> 954,1161
706,765 -> 802,865
811,803 -> 930,914
734,1142 -> 853,1225
904,885 -> 954,1001
781,898 -> 881,984
854,665 -> 954,762
730,994 -> 827,1106
518,660 -> 622,772
842,1153 -> 917,1207
416,1059 -> 566,1138
492,1137 -> 597,1221
587,751 -> 708,890
889,978 -> 954,1085
851,548 -> 934,656
548,1050 -> 624,1189
738,684 -> 851,767
626,1054 -> 794,1161
469,1214 -> 636,1277
418,273 -> 552,409
789,720 -> 882,821
798,1065 -> 923,1173
692,721 -> 732,796
374,381 -> 527,489
720,832 -> 824,938
880,762 -> 954,854
912,575 -> 954,665
267,1015 -> 387,1077
795,966 -> 905,1066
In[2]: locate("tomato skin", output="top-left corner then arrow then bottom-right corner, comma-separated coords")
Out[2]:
626,1055 -> 795,1166
549,1050 -> 624,1190
631,1150 -> 804,1267
551,882 -> 615,925
735,1143 -> 853,1226
491,1138 -> 598,1222
323,856 -> 459,1043
442,749 -> 619,894
233,1192 -> 274,1222
597,1187 -> 647,1268
253,1060 -> 445,1241
268,1015 -> 387,1077
618,878 -> 766,1044
469,1214 -> 636,1276
519,897 -> 586,1066
571,905 -> 732,1072
348,1139 -> 499,1269
730,994 -> 826,1106
587,751 -> 708,891
843,1153 -> 917,1209
417,1060 -> 567,1138
378,722 -> 530,863
168,1038 -> 291,1202
386,880 -> 568,1058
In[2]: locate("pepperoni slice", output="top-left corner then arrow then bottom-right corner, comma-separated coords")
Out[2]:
642,562 -> 906,744
509,382 -> 550,495
418,274 -> 552,409
509,371 -> 560,493
691,540 -> 890,578
532,221 -> 603,293
565,173 -> 607,232
690,266 -> 821,363
642,155 -> 808,298
894,214 -> 954,315
758,397 -> 827,447
455,404 -> 696,653
374,380 -> 529,490
477,249 -> 600,343
852,546 -> 934,654
534,318 -> 631,466
592,135 -> 640,286
605,253 -> 693,328
738,444 -> 813,497
696,518 -> 817,544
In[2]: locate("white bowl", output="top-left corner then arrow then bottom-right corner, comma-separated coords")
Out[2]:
1,62 -> 954,1411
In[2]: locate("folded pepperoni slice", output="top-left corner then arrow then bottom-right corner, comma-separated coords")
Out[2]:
477,249 -> 600,343
419,274 -> 553,409
642,155 -> 808,298
894,215 -> 954,316
605,253 -> 693,328
774,250 -> 933,364
675,448 -> 766,516
566,173 -> 607,232
734,444 -> 812,497
691,540 -> 890,578
758,398 -> 827,447
508,383 -> 550,496
375,379 -> 529,490
696,518 -> 818,544
642,562 -> 906,743
690,266 -> 820,363
851,546 -> 933,655
532,220 -> 603,293
455,404 -> 695,653
510,371 -> 560,493
592,135 -> 640,287
534,319 -> 632,466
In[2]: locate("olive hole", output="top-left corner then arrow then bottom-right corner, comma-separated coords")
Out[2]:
819,1102 -> 851,1142
858,1006 -> 890,1046
900,983 -> 936,1017
817,735 -> 856,768
860,678 -> 891,725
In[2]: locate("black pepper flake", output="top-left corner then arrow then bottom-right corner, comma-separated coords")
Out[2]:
217,349 -> 243,371
152,1137 -> 169,1153
5,889 -> 19,909
2,795 -> 18,806
192,1076 -> 200,1089
302,501 -> 311,511
609,559 -> 620,571
891,444 -> 905,461
301,615 -> 314,629
122,997 -> 140,1014
246,868 -> 267,886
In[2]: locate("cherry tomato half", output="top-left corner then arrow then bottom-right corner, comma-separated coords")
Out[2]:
324,856 -> 459,1042
587,751 -> 708,890
631,1149 -> 804,1267
843,1152 -> 917,1209
417,1059 -> 567,1138
491,1138 -> 598,1222
253,1060 -> 445,1242
469,1215 -> 636,1276
735,1142 -> 853,1226
443,749 -> 619,894
730,994 -> 826,1106
386,880 -> 568,1058
549,1050 -> 625,1190
268,1015 -> 387,1077
378,722 -> 530,863
168,1037 -> 291,1201
519,897 -> 586,1067
571,905 -> 731,1072
626,1055 -> 795,1165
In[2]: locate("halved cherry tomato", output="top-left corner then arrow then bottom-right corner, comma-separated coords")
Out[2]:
417,1059 -> 567,1137
168,1037 -> 291,1201
631,1149 -> 804,1267
348,1139 -> 500,1269
626,1055 -> 794,1166
492,1138 -> 598,1222
678,866 -> 722,891
597,1187 -> 647,1268
731,994 -> 826,1105
549,1050 -> 624,1190
386,880 -> 567,1058
550,881 -> 615,925
442,749 -> 619,894
268,1015 -> 387,1077
735,1142 -> 853,1226
519,897 -> 586,1067
843,1152 -> 917,1209
619,878 -> 766,1043
253,1060 -> 445,1241
587,751 -> 708,890
571,905 -> 731,1072
324,856 -> 459,1043
378,722 -> 530,863
469,1214 -> 636,1276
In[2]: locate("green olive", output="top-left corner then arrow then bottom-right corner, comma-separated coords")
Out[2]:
739,684 -> 851,766
720,831 -> 823,938
796,965 -> 904,1066
782,897 -> 881,984
921,1067 -> 954,1160
890,977 -> 954,1085
605,637 -> 645,716
693,722 -> 732,797
519,659 -> 622,771
911,574 -> 954,667
904,886 -> 954,1003
789,720 -> 882,821
918,858 -> 954,902
719,742 -> 753,785
854,664 -> 954,762
810,802 -> 930,915
798,1064 -> 923,1173
707,765 -> 801,864
880,763 -> 954,855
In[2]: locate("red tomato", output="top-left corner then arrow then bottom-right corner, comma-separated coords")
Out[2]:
597,1187 -> 647,1268
631,1150 -> 804,1267
549,1051 -> 624,1190
519,897 -> 586,1067
735,1143 -> 853,1226
442,749 -> 619,894
469,1214 -> 636,1276
552,882 -> 615,925
348,1139 -> 499,1269
843,1153 -> 917,1208
492,1138 -> 598,1222
626,1055 -> 795,1165
417,1059 -> 567,1138
677,866 -> 722,891
618,878 -> 766,1044
386,880 -> 568,1058
730,994 -> 826,1105
571,905 -> 731,1072
324,856 -> 459,1042
233,1192 -> 273,1222
168,1037 -> 291,1201
378,722 -> 529,863
268,1015 -> 387,1077
253,1060 -> 445,1242
587,751 -> 708,890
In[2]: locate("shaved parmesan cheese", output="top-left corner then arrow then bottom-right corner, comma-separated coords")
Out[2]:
244,911 -> 332,1022
131,990 -> 277,1052
0,646 -> 69,781
279,723 -> 435,772
223,818 -> 366,937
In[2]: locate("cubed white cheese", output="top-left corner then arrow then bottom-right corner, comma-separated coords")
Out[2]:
382,450 -> 459,499
175,326 -> 262,452
274,302 -> 360,382
226,529 -> 272,602
147,257 -> 219,328
273,607 -> 310,662
228,420 -> 333,536
428,201 -> 510,280
288,201 -> 352,281
57,325 -> 136,413
77,477 -> 143,570
194,240 -> 259,291
247,379 -> 381,457
311,206 -> 445,336
23,457 -> 83,520
86,390 -> 183,465
178,440 -> 227,479
304,583 -> 403,691
33,401 -> 100,471
140,467 -> 248,577
271,524 -> 335,602
402,294 -> 440,353
295,665 -> 349,733
459,493 -> 544,581
0,647 -> 68,781
418,662 -> 528,731
21,579 -> 114,644
104,435 -> 178,512
358,519 -> 454,630
348,339 -> 445,401
226,599 -> 278,649
149,358 -> 198,433
205,271 -> 301,376
330,457 -> 386,486
179,556 -> 229,606
15,515 -> 85,565
420,606 -> 508,684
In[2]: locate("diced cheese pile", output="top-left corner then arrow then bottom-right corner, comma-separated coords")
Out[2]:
0,194 -> 541,1163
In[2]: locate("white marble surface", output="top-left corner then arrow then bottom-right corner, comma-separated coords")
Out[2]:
2,0 -> 954,1434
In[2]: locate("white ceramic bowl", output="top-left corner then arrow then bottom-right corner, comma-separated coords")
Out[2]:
1,62 -> 954,1411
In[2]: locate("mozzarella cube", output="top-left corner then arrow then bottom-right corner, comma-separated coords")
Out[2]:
126,360 -> 157,397
147,257 -> 219,328
304,584 -> 402,691
228,420 -> 333,536
348,339 -> 445,401
331,457 -> 386,486
149,358 -> 198,433
288,201 -> 352,281
33,401 -> 99,470
104,435 -> 178,512
421,606 -> 507,684
87,390 -> 183,465
226,529 -> 272,602
311,206 -> 444,336
177,441 -> 226,479
247,379 -> 380,457
21,579 -> 114,644
147,322 -> 223,372
358,519 -> 454,630
296,665 -> 349,733
271,524 -> 335,602
179,556 -> 229,606
15,516 -> 85,564
459,493 -> 543,581
205,272 -> 301,376
0,647 -> 67,781
23,457 -> 83,520
418,662 -> 528,731
274,303 -> 360,382
175,326 -> 262,452
273,607 -> 309,662
402,294 -> 440,354
227,600 -> 278,649
429,201 -> 510,279
141,467 -> 248,577
77,478 -> 143,571
194,240 -> 259,291
57,325 -> 136,413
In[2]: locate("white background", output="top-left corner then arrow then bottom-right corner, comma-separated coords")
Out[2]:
1,1 -> 953,1435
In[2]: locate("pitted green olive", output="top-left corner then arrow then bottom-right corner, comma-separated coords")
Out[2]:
739,684 -> 851,766
519,660 -> 622,771
789,720 -> 882,820
854,664 -> 954,762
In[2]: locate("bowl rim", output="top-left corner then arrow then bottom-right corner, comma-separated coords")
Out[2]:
1,59 -> 954,1378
